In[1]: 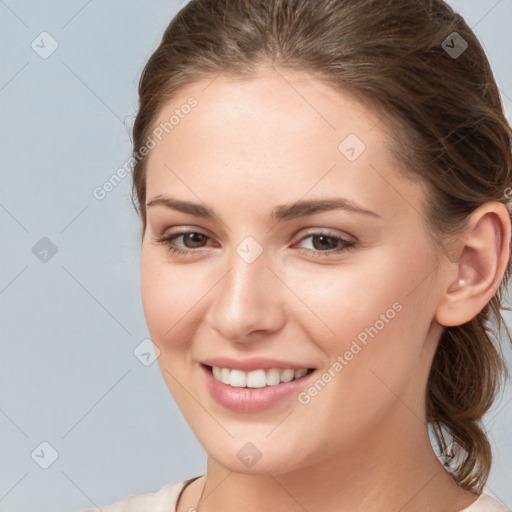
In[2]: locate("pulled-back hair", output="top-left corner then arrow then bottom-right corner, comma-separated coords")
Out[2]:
131,0 -> 512,491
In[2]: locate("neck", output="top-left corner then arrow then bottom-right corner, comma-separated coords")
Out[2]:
194,413 -> 477,512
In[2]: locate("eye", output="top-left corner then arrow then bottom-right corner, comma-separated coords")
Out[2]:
293,231 -> 356,258
154,230 -> 213,255
153,229 -> 356,258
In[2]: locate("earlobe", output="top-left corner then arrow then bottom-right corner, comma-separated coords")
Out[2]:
435,202 -> 511,328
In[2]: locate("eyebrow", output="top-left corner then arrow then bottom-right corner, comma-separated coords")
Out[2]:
146,195 -> 381,222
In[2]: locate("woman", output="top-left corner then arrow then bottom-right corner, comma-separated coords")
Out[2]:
89,0 -> 512,510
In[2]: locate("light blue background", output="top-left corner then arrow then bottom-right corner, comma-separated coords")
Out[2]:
0,1 -> 511,511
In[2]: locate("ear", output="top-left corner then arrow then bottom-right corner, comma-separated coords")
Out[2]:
435,202 -> 511,327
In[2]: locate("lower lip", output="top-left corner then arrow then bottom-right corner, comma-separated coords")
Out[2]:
201,364 -> 315,413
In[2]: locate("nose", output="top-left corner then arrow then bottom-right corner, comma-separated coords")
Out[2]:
205,246 -> 286,343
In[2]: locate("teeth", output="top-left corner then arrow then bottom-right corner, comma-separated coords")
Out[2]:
220,367 -> 230,385
210,366 -> 311,388
280,369 -> 295,382
229,369 -> 247,387
247,369 -> 267,388
294,369 -> 308,379
266,368 -> 281,386
212,366 -> 222,381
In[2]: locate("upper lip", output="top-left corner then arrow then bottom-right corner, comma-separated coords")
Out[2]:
201,357 -> 315,372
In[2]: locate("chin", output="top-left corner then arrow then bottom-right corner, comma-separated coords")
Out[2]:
199,434 -> 315,476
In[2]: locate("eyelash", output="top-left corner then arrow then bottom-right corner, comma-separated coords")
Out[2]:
154,229 -> 356,258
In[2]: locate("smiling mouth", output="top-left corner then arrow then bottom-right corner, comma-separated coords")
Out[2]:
203,364 -> 315,388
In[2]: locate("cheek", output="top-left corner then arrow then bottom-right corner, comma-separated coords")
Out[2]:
140,255 -> 167,339
140,248 -> 216,364
288,247 -> 432,381
140,249 -> 190,348
140,253 -> 199,402
286,252 -> 404,348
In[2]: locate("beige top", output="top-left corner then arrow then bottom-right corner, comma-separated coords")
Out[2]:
85,477 -> 510,512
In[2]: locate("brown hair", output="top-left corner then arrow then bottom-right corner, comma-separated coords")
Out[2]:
131,0 -> 512,492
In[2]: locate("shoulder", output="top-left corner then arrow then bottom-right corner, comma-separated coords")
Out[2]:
82,479 -> 189,512
462,492 -> 510,512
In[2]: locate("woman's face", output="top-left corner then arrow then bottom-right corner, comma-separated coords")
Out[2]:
140,67 -> 450,474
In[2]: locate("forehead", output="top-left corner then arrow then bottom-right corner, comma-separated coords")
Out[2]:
150,67 -> 385,148
144,67 -> 425,223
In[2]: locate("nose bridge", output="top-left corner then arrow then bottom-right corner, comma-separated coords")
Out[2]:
208,239 -> 283,340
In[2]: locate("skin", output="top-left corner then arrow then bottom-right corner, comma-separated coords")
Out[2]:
139,65 -> 511,512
